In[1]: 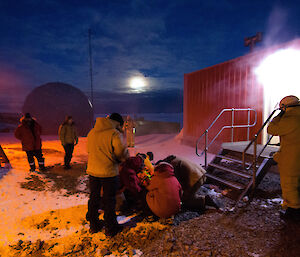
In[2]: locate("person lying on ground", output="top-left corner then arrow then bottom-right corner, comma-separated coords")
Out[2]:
157,155 -> 219,211
146,162 -> 182,218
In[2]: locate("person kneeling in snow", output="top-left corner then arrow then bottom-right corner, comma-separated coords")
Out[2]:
157,155 -> 219,211
119,155 -> 146,211
146,162 -> 182,218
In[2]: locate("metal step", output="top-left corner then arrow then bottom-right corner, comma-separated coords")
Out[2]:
215,155 -> 251,166
208,163 -> 252,179
205,173 -> 245,190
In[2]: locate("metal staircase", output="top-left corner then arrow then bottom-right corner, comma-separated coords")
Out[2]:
196,108 -> 280,204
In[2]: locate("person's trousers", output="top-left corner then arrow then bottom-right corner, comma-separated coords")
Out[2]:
26,150 -> 45,170
280,172 -> 300,209
126,130 -> 135,147
63,144 -> 74,167
87,175 -> 119,232
182,179 -> 205,211
124,188 -> 147,211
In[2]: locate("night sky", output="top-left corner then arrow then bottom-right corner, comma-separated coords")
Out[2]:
1,0 -> 300,113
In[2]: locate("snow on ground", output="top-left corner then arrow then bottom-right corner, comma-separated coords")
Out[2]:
0,134 -> 89,254
1,133 -> 299,257
0,133 -> 212,256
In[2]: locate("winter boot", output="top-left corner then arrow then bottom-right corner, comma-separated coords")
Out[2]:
39,159 -> 46,171
29,163 -> 36,172
280,207 -> 300,221
89,220 -> 104,234
64,164 -> 71,170
205,195 -> 220,209
105,224 -> 123,237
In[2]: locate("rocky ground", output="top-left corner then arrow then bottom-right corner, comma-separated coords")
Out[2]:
1,136 -> 299,257
10,166 -> 300,257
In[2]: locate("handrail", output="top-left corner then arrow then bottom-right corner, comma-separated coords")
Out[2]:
196,108 -> 257,168
242,108 -> 280,170
241,108 -> 281,191
242,104 -> 300,162
245,135 -> 274,172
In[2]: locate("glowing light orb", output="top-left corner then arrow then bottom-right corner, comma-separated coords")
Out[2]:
255,48 -> 300,105
129,76 -> 147,92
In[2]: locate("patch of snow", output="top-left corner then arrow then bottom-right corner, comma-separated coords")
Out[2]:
208,189 -> 222,198
76,175 -> 89,192
260,204 -> 269,208
267,198 -> 283,205
117,214 -> 137,225
0,132 -> 214,255
247,252 -> 261,257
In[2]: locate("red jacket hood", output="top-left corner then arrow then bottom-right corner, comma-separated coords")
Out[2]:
121,156 -> 144,172
20,116 -> 37,124
154,162 -> 174,177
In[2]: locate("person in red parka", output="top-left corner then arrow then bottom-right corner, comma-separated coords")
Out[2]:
146,162 -> 182,218
119,156 -> 144,195
119,155 -> 148,211
15,113 -> 45,172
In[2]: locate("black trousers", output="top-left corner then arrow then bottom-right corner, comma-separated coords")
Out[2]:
182,179 -> 205,211
26,150 -> 44,170
87,175 -> 119,232
63,144 -> 74,166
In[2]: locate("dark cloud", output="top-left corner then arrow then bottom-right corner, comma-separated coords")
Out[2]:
1,0 -> 300,112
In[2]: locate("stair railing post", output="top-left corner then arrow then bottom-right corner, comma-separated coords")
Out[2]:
242,152 -> 245,170
231,108 -> 234,142
253,134 -> 257,190
204,130 -> 208,168
247,108 -> 250,141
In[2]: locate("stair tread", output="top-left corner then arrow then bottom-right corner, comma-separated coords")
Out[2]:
221,142 -> 279,158
205,173 -> 245,190
208,163 -> 252,179
215,155 -> 251,166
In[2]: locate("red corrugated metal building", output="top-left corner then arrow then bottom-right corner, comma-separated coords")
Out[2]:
183,39 -> 300,152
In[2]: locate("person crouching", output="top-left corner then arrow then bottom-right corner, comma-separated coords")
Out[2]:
146,162 -> 182,218
119,155 -> 146,211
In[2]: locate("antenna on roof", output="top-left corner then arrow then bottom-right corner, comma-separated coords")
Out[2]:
88,28 -> 94,121
244,32 -> 263,52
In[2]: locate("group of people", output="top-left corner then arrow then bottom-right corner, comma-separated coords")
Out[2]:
85,113 -> 219,237
14,114 -> 78,172
13,94 -> 300,237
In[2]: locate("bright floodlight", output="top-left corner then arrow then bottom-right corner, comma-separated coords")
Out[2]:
255,48 -> 300,145
255,48 -> 300,105
130,76 -> 147,92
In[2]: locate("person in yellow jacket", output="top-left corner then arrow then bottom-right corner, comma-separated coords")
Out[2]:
124,115 -> 136,147
58,116 -> 78,169
267,95 -> 300,221
86,113 -> 129,235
